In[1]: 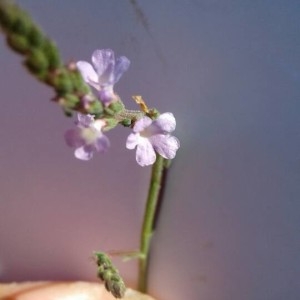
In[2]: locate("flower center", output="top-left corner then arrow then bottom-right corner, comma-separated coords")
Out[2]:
81,127 -> 100,144
140,124 -> 158,138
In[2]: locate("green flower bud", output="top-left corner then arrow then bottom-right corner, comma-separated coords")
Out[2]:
86,99 -> 103,115
27,26 -> 45,48
57,95 -> 78,116
7,33 -> 28,54
147,108 -> 160,119
53,72 -> 73,95
120,118 -> 132,127
63,94 -> 79,109
43,40 -> 61,70
102,118 -> 119,131
107,100 -> 125,114
25,48 -> 48,75
0,4 -> 17,30
69,70 -> 89,94
12,13 -> 32,35
105,277 -> 126,299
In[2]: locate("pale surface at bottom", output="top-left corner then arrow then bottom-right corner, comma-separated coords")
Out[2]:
0,282 -> 156,300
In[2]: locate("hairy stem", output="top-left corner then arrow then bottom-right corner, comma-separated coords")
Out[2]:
138,154 -> 164,292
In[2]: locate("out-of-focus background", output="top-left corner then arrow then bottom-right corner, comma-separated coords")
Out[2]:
0,1 -> 300,299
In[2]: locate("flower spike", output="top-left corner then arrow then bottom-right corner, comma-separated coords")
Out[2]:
94,252 -> 126,299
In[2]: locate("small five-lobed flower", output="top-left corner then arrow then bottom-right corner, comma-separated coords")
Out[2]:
126,112 -> 180,167
76,49 -> 130,105
65,113 -> 110,161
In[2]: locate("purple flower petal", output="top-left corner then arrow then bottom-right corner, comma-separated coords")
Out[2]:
153,113 -> 176,133
91,49 -> 114,76
136,139 -> 156,167
92,49 -> 116,86
76,113 -> 94,127
99,64 -> 115,86
113,56 -> 131,83
126,133 -> 140,149
76,61 -> 99,89
95,135 -> 110,153
74,146 -> 93,161
133,116 -> 153,133
64,129 -> 84,147
151,134 -> 180,159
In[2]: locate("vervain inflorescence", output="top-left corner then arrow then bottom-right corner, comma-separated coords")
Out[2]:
0,1 -> 181,297
94,252 -> 126,299
0,0 -> 180,166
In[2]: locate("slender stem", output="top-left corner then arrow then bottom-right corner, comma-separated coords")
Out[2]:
138,154 -> 164,292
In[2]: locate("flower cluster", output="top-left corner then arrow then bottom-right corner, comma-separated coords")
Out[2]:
65,49 -> 180,166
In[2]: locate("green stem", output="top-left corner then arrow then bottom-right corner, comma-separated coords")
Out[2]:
138,154 -> 164,292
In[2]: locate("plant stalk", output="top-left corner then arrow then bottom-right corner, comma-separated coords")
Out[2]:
138,154 -> 164,292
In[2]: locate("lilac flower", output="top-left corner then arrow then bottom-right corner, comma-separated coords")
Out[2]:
76,49 -> 130,104
126,113 -> 180,167
65,113 -> 110,161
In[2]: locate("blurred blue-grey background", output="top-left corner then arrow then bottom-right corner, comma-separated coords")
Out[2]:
0,1 -> 300,299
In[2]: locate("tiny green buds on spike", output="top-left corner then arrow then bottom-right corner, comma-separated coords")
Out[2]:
0,2 -> 17,30
43,40 -> 61,70
27,26 -> 45,48
68,65 -> 90,94
94,252 -> 126,299
85,99 -> 103,115
107,100 -> 125,114
102,118 -> 119,131
25,49 -> 48,74
147,108 -> 160,119
63,94 -> 80,109
0,0 -> 95,117
52,71 -> 73,95
7,33 -> 28,54
54,94 -> 79,115
120,119 -> 132,127
11,13 -> 31,35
